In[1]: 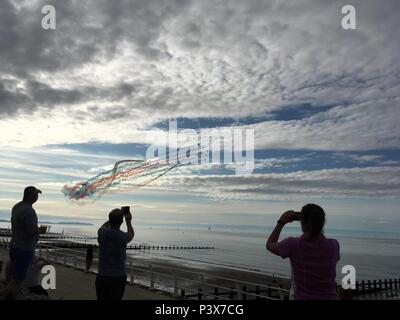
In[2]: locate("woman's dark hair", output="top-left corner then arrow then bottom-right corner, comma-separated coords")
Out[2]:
301,203 -> 326,238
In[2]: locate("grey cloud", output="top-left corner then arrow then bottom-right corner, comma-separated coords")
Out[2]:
0,79 -> 30,117
0,76 -> 157,119
150,166 -> 400,200
26,80 -> 85,106
0,0 -> 399,151
0,0 -> 193,116
0,0 -> 187,76
0,78 -> 98,117
250,97 -> 400,151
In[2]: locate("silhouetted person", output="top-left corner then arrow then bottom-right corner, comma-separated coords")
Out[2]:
0,186 -> 47,299
266,204 -> 340,300
85,247 -> 93,273
96,207 -> 134,300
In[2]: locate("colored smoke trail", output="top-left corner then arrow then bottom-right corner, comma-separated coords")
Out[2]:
62,145 -> 207,202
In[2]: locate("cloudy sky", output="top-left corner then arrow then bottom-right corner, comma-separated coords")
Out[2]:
0,0 -> 399,230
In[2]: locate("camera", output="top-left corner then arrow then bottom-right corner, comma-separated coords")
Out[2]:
293,211 -> 302,221
121,206 -> 130,216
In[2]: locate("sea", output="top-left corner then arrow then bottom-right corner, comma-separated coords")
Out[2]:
2,219 -> 399,281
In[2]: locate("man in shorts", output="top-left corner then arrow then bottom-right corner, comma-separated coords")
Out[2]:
1,186 -> 47,299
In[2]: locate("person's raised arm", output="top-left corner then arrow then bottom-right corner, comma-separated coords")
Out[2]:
124,210 -> 134,242
266,210 -> 295,255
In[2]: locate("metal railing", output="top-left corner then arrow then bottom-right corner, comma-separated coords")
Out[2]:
4,238 -> 399,300
0,238 -> 289,300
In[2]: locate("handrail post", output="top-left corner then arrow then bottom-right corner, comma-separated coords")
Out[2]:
255,285 -> 260,300
150,264 -> 155,289
229,287 -> 234,300
367,280 -> 372,299
130,261 -> 134,284
174,277 -> 179,296
214,287 -> 219,300
235,281 -> 239,300
278,285 -> 284,300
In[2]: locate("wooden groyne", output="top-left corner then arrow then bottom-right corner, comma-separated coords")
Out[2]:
0,239 -> 214,251
0,232 -> 214,251
38,242 -> 215,251
0,232 -> 98,241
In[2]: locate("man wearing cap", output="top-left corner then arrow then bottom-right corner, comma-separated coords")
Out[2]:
1,186 -> 47,299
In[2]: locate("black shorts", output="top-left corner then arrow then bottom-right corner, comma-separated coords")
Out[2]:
9,246 -> 34,282
95,274 -> 127,300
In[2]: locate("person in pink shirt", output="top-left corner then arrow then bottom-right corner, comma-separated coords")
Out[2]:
266,204 -> 340,300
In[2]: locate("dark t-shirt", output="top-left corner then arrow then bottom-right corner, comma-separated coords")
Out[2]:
11,202 -> 39,252
98,227 -> 130,277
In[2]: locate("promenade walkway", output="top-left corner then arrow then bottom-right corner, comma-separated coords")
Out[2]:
0,249 -> 174,300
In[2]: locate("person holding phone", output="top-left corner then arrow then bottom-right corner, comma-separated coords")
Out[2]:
1,186 -> 47,299
96,206 -> 134,300
266,204 -> 340,300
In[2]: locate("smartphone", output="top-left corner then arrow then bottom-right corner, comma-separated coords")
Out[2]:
293,211 -> 302,221
121,206 -> 130,216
